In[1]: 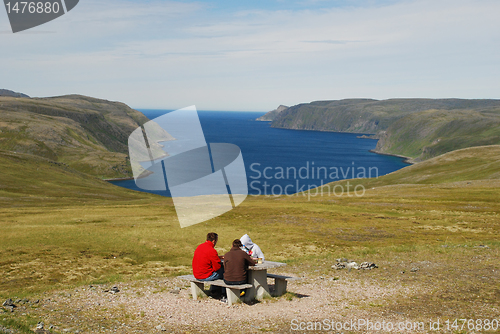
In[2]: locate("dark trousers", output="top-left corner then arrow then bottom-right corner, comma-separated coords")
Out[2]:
224,278 -> 249,296
224,279 -> 247,285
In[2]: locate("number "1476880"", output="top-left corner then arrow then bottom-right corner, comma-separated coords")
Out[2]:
5,2 -> 61,14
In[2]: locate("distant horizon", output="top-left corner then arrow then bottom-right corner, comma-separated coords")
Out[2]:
134,95 -> 500,113
3,88 -> 500,113
136,108 -> 267,113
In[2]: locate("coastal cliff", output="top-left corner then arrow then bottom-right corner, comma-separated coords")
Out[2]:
259,98 -> 500,162
256,105 -> 288,121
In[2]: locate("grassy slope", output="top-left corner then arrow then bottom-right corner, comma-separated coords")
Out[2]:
0,150 -> 156,206
0,95 -> 149,178
375,109 -> 500,162
0,146 -> 499,298
0,150 -> 177,295
337,145 -> 500,187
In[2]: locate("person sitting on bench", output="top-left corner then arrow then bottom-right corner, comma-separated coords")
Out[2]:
223,239 -> 256,296
192,232 -> 224,291
240,234 -> 265,261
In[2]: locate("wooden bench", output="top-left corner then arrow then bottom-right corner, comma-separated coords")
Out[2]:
178,275 -> 252,306
266,273 -> 301,296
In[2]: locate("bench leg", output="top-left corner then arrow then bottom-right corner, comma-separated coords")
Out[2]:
190,282 -> 207,300
273,278 -> 288,297
226,287 -> 241,306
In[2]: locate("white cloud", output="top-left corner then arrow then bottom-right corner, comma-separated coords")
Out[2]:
1,0 -> 499,110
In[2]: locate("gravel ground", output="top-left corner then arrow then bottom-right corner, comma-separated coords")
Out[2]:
6,271 -> 429,334
5,253 -> 499,334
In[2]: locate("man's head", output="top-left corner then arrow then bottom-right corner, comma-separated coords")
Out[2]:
232,239 -> 243,248
207,232 -> 218,246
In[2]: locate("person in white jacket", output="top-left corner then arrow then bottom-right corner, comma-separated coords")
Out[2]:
240,234 -> 265,261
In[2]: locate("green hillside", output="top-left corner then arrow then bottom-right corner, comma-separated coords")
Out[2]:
268,98 -> 500,132
321,145 -> 500,191
0,95 -> 150,178
1,141 -> 499,294
1,99 -> 499,334
263,98 -> 500,161
375,109 -> 500,162
0,139 -> 499,334
0,150 -> 153,208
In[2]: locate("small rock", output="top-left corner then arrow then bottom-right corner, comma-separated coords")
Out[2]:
336,258 -> 348,263
169,287 -> 181,295
34,327 -> 51,334
110,286 -> 120,294
155,325 -> 166,331
410,267 -> 419,272
332,263 -> 345,270
0,325 -> 15,334
346,262 -> 359,271
2,299 -> 15,308
360,262 -> 378,270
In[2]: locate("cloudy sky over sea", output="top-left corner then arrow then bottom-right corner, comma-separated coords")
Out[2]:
1,0 -> 499,111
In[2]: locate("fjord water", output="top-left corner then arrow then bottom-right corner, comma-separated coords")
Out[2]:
110,110 -> 409,196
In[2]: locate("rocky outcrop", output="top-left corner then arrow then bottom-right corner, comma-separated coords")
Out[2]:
332,259 -> 378,271
256,105 -> 288,121
0,89 -> 30,98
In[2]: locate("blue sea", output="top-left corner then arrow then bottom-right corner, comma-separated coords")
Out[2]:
110,110 -> 409,197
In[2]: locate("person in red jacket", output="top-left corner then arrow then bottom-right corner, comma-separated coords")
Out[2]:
192,232 -> 224,281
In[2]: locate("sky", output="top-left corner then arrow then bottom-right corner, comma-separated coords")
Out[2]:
1,0 -> 499,111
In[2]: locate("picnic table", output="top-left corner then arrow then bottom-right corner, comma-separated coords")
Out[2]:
179,260 -> 300,305
244,260 -> 286,301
